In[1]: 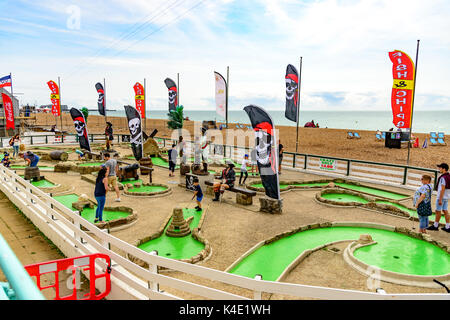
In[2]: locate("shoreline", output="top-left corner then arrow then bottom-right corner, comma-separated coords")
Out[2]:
30,113 -> 449,170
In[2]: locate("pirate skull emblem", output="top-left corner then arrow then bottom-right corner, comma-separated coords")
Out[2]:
129,118 -> 141,136
74,120 -> 86,137
168,89 -> 177,104
285,78 -> 297,100
255,129 -> 272,166
98,92 -> 104,104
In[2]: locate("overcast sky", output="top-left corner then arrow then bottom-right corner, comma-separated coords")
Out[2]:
1,0 -> 450,113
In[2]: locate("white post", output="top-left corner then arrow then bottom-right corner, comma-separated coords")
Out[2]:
148,250 -> 159,293
253,274 -> 263,300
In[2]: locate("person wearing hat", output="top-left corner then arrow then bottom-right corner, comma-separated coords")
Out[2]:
428,163 -> 450,232
212,162 -> 236,201
105,122 -> 113,151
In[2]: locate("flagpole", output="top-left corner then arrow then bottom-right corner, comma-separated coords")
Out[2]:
295,57 -> 303,155
104,78 -> 108,124
9,72 -> 14,135
226,66 -> 229,129
58,76 -> 63,133
178,73 -> 180,107
406,40 -> 420,166
144,78 -> 147,133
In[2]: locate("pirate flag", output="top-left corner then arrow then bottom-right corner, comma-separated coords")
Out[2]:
164,78 -> 178,112
70,108 -> 91,152
124,105 -> 143,161
95,82 -> 106,116
285,64 -> 299,122
243,105 -> 280,200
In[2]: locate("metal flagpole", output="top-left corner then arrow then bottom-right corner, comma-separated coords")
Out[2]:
104,78 -> 108,124
295,57 -> 303,155
9,72 -> 14,136
58,76 -> 63,133
406,40 -> 420,166
178,73 -> 180,107
144,78 -> 147,133
226,66 -> 229,129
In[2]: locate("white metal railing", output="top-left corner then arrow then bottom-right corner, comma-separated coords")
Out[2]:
0,167 -> 448,300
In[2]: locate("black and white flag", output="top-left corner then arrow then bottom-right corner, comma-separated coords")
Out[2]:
164,78 -> 178,112
70,107 -> 91,152
124,105 -> 144,161
244,105 -> 280,200
285,64 -> 299,122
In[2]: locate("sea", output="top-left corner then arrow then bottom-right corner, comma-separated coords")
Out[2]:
89,109 -> 448,134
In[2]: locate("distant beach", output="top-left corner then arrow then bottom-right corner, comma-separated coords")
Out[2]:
87,109 -> 448,134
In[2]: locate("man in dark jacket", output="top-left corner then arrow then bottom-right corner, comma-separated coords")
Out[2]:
213,162 -> 236,201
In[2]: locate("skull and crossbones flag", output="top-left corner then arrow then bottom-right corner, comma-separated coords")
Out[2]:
164,78 -> 178,112
244,105 -> 281,200
124,105 -> 144,161
70,108 -> 91,152
95,82 -> 106,116
285,64 -> 299,122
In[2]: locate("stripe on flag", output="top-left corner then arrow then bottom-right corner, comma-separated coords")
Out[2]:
0,75 -> 12,88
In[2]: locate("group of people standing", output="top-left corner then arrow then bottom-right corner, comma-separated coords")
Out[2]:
414,163 -> 450,234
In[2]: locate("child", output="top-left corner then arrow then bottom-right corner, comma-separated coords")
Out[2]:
413,175 -> 433,233
192,177 -> 203,212
239,154 -> 249,186
1,152 -> 11,167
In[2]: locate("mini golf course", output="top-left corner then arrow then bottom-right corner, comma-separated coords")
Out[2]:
19,176 -> 56,188
127,185 -> 169,193
78,162 -> 103,167
228,226 -> 450,281
321,193 -> 370,204
52,194 -> 131,223
10,165 -> 54,170
138,208 -> 205,260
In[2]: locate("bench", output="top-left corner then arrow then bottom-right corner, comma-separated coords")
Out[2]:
204,181 -> 256,205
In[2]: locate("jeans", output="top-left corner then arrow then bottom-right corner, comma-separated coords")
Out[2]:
419,215 -> 429,229
95,196 -> 106,221
13,145 -> 19,157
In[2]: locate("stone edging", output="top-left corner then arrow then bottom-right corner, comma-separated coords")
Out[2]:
123,183 -> 172,197
225,221 -> 450,288
127,207 -> 211,269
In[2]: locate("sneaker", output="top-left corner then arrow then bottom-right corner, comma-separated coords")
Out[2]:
441,227 -> 450,233
196,207 -> 202,212
94,219 -> 99,223
195,206 -> 199,209
212,198 -> 219,202
427,225 -> 439,231
115,198 -> 121,202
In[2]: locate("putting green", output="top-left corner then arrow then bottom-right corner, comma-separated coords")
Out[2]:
78,162 -> 103,167
53,194 -> 130,223
250,182 -> 329,190
321,193 -> 370,204
151,157 -> 180,169
229,226 -> 450,281
119,178 -> 143,185
334,183 -> 408,200
138,208 -> 204,260
127,185 -> 168,193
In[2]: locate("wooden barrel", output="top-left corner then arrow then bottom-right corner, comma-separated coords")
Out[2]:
49,150 -> 69,161
139,157 -> 153,175
24,167 -> 40,180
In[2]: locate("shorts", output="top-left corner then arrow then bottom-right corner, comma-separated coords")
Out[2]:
435,198 -> 448,211
196,195 -> 203,202
419,215 -> 429,229
108,175 -> 118,188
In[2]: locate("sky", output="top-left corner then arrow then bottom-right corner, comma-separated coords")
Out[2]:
1,0 -> 450,113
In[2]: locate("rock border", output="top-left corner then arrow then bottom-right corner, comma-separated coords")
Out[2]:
123,182 -> 172,197
127,207 -> 211,269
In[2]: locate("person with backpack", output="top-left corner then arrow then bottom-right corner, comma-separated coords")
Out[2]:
94,166 -> 108,223
413,175 -> 433,233
427,163 -> 450,232
10,134 -> 21,157
168,143 -> 177,177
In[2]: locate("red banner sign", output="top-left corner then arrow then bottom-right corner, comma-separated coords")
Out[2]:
133,82 -> 145,119
47,80 -> 61,117
389,50 -> 415,129
1,93 -> 15,130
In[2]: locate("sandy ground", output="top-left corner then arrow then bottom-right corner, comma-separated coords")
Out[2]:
31,113 -> 449,169
9,144 -> 449,300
